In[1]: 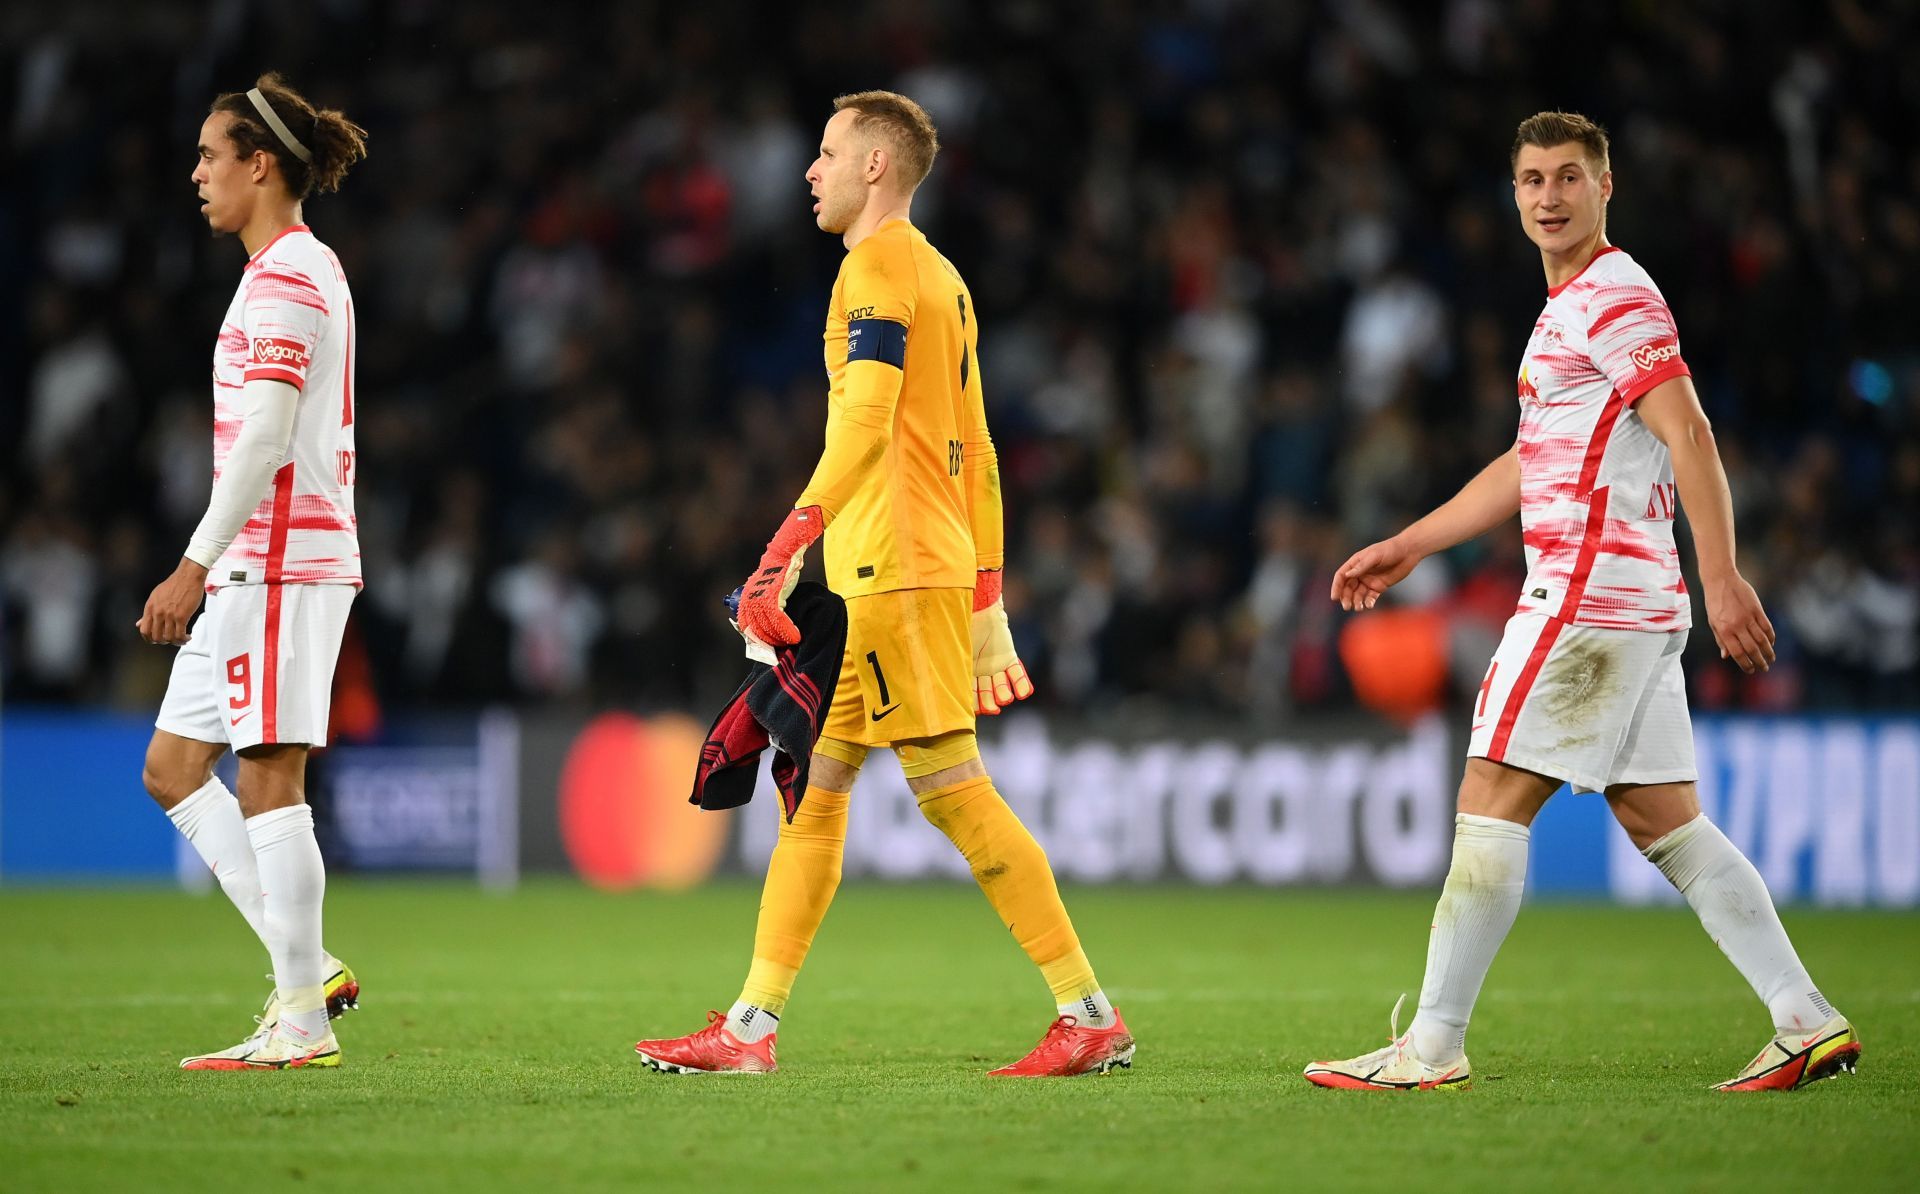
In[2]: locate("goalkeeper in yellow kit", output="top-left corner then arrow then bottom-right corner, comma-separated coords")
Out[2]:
634,91 -> 1132,1077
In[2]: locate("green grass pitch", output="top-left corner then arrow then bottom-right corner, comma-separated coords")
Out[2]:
3,880 -> 1916,1192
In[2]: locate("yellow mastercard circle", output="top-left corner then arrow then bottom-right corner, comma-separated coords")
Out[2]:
559,712 -> 728,891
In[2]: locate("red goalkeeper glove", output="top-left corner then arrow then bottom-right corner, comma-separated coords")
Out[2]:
971,569 -> 1035,715
736,506 -> 827,647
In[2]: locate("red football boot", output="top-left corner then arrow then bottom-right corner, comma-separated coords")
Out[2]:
635,1011 -> 777,1074
988,1011 -> 1135,1077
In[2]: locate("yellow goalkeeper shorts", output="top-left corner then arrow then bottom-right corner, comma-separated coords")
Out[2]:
823,587 -> 975,749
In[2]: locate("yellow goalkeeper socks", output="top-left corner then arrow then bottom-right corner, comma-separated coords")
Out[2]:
738,784 -> 851,1023
915,775 -> 1105,1014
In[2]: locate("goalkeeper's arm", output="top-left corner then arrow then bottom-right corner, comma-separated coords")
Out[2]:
963,409 -> 1031,713
737,343 -> 906,647
796,341 -> 907,520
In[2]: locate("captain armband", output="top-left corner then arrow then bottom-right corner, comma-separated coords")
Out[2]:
845,318 -> 907,368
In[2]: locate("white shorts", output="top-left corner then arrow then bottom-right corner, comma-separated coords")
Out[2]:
1466,610 -> 1696,794
156,584 -> 356,751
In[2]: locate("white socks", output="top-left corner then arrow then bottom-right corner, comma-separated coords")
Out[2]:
1061,988 -> 1117,1029
166,784 -> 339,1041
247,805 -> 330,1042
1410,813 -> 1531,1064
726,1000 -> 780,1043
1401,809 -> 1834,1063
166,778 -> 270,948
1644,814 -> 1835,1032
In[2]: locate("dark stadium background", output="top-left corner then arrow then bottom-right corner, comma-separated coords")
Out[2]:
4,0 -> 1915,725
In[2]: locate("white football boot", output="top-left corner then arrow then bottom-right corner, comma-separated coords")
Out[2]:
180,1022 -> 341,1070
1302,995 -> 1471,1092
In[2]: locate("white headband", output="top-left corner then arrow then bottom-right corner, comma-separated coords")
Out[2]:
246,87 -> 311,163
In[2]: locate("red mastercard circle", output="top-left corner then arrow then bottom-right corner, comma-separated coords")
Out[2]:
1338,608 -> 1449,724
559,712 -> 727,890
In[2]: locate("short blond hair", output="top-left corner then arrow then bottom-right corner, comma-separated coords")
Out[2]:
1511,110 -> 1610,175
833,90 -> 940,190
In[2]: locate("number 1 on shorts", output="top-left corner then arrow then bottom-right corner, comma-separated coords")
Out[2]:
866,650 -> 893,706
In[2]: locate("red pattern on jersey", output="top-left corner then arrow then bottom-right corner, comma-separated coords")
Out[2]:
247,270 -> 330,315
207,227 -> 360,590
1514,249 -> 1691,632
337,272 -> 356,428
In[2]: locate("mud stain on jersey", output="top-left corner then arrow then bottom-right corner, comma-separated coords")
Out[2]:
1540,638 -> 1620,748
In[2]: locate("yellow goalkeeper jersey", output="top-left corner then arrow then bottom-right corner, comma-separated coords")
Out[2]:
797,218 -> 1003,598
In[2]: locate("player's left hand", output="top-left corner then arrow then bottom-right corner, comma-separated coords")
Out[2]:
971,570 -> 1035,715
137,558 -> 210,645
735,506 -> 827,647
1702,570 -> 1775,674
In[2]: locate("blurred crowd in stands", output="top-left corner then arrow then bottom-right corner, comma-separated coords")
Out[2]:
5,0 -> 1917,730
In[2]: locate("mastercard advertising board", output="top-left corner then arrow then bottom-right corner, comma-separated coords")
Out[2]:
4,708 -> 1913,904
552,712 -> 730,891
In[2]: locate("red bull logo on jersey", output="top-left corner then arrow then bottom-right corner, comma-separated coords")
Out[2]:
1630,341 -> 1680,370
1517,365 -> 1543,407
250,337 -> 310,369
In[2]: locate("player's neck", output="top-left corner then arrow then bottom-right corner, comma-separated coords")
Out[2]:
240,200 -> 305,258
1539,227 -> 1611,291
842,196 -> 912,251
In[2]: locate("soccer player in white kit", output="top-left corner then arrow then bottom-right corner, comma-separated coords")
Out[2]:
138,74 -> 368,1070
1302,112 -> 1858,1093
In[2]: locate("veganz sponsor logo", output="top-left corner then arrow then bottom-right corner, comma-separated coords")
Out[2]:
1630,342 -> 1680,370
847,306 -> 875,320
251,337 -> 310,368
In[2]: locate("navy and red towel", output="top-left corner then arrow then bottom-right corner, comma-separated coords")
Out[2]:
691,582 -> 847,822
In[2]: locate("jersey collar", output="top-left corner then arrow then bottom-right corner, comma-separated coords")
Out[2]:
1546,244 -> 1619,298
246,223 -> 311,269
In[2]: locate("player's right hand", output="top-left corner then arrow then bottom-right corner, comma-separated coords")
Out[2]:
138,558 -> 209,645
1330,536 -> 1420,611
1703,571 -> 1776,674
735,506 -> 826,648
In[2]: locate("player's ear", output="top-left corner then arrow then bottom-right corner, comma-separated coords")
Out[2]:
250,149 -> 270,185
866,146 -> 886,184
